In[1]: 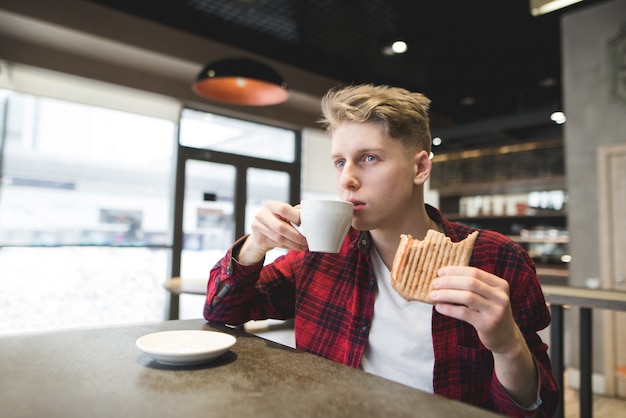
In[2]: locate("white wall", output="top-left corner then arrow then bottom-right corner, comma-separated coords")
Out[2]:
301,128 -> 337,196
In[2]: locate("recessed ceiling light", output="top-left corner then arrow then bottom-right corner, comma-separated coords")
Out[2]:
391,40 -> 408,54
382,40 -> 408,56
459,96 -> 476,106
550,111 -> 566,124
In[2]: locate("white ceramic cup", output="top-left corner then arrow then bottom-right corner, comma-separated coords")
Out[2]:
294,199 -> 353,253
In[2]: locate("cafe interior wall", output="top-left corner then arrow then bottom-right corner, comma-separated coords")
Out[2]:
0,0 -> 622,393
561,0 -> 626,393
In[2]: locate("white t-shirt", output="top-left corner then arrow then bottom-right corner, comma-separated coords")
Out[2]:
360,246 -> 435,392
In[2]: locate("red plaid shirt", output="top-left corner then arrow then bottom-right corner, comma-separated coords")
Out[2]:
205,205 -> 559,417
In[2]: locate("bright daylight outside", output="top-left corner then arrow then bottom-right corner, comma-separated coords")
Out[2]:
0,89 -> 176,335
0,84 -> 303,336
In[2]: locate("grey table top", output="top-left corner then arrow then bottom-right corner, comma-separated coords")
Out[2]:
542,284 -> 626,311
0,319 -> 499,418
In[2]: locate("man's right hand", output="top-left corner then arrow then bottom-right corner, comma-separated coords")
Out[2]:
236,200 -> 308,266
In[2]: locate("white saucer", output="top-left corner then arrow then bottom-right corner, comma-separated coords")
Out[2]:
136,330 -> 236,366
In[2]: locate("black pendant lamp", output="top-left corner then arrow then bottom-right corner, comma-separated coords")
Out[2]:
193,57 -> 289,106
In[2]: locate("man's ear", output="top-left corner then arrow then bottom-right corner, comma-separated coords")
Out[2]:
414,150 -> 432,186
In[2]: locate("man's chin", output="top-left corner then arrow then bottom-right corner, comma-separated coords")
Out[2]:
351,220 -> 369,232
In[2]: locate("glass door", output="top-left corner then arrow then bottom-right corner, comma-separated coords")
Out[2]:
176,159 -> 236,319
169,109 -> 301,319
180,160 -> 236,279
246,167 -> 291,264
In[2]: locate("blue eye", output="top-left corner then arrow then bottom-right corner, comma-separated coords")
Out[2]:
335,160 -> 345,168
364,155 -> 377,162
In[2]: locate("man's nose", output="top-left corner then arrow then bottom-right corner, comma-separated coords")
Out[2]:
339,162 -> 359,190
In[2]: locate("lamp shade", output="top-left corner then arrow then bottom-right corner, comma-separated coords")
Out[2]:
193,57 -> 289,106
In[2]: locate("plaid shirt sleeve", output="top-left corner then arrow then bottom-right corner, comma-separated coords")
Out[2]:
434,216 -> 560,418
204,229 -> 375,366
490,235 -> 560,417
203,235 -> 299,325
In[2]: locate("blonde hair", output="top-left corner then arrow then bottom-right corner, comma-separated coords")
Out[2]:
319,84 -> 432,153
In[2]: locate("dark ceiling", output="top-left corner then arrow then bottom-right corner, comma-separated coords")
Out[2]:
86,0 -> 605,151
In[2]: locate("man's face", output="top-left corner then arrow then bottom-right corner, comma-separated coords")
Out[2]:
330,122 -> 422,232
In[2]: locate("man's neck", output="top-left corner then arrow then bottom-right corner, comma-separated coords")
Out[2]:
370,210 -> 433,271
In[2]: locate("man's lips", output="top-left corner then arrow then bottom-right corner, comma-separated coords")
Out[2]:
347,200 -> 365,212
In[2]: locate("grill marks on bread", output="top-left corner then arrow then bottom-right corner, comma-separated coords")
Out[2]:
390,230 -> 479,303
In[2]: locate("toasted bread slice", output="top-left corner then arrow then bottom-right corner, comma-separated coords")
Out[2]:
390,230 -> 478,303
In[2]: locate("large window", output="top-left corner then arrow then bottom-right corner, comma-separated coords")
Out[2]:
0,70 -> 306,334
169,108 -> 300,319
0,89 -> 177,335
0,92 -> 176,247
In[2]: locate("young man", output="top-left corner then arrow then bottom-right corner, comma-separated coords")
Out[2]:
204,84 -> 559,417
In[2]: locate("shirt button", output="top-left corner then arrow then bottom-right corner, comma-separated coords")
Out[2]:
362,326 -> 370,333
369,280 -> 375,289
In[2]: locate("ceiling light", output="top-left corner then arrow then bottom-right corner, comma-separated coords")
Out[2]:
382,40 -> 408,56
432,137 -> 442,146
530,0 -> 584,16
391,40 -> 408,54
550,111 -> 566,124
193,57 -> 288,106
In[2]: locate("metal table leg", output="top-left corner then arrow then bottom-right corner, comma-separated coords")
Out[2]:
550,304 -> 564,418
580,307 -> 592,418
